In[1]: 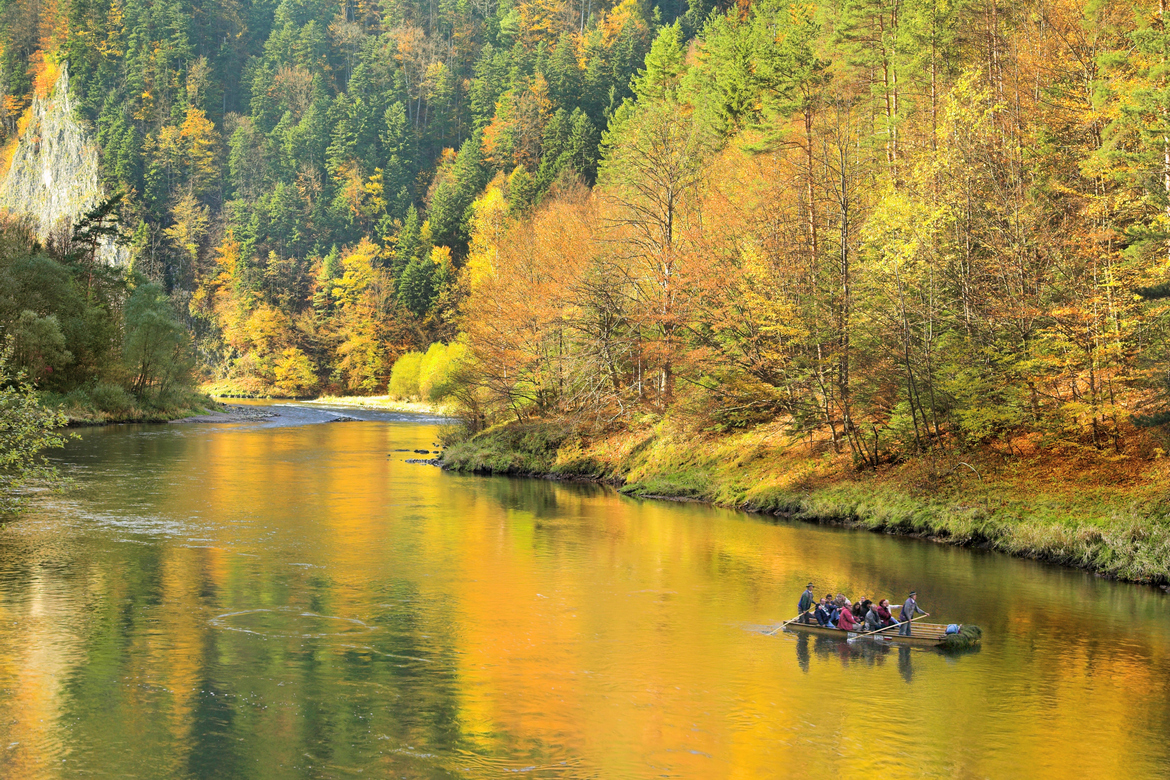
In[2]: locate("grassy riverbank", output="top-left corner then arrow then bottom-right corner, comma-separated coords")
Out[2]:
441,420 -> 1170,586
42,386 -> 220,425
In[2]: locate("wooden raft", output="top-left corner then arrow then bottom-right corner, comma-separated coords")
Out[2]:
782,618 -> 957,648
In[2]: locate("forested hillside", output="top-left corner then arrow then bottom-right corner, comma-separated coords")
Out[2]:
452,0 -> 1170,469
1,0 -> 665,395
2,0 -> 1170,465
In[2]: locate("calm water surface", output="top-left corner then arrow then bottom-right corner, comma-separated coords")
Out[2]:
0,405 -> 1168,779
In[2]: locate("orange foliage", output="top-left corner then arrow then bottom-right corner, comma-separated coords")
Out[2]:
0,138 -> 18,181
463,184 -> 602,417
192,231 -> 241,318
518,0 -> 568,49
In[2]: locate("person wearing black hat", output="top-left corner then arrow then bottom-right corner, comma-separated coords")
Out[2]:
797,583 -> 815,623
899,590 -> 925,635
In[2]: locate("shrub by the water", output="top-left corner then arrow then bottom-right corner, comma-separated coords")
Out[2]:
0,344 -> 69,512
418,341 -> 470,402
86,382 -> 137,415
441,422 -> 571,474
388,351 -> 423,399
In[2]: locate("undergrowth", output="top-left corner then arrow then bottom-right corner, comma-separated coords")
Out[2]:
42,385 -> 217,425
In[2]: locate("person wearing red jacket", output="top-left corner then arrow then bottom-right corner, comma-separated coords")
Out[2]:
836,601 -> 858,631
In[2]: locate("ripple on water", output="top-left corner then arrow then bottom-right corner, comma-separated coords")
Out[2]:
209,608 -> 376,639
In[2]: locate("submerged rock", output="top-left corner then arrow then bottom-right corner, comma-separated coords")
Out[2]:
327,415 -> 360,422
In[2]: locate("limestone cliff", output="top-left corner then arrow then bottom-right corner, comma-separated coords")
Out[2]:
0,65 -> 127,265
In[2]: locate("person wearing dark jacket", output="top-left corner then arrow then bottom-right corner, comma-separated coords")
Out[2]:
814,598 -> 833,627
797,583 -> 815,623
876,599 -> 896,627
864,604 -> 883,632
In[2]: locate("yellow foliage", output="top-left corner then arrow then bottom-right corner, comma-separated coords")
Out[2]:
418,341 -> 470,401
363,168 -> 387,215
518,0 -> 565,48
0,137 -> 18,181
430,244 -> 452,267
244,305 -> 293,356
164,193 -> 210,271
100,0 -> 126,58
334,161 -> 365,216
332,238 -> 381,307
337,327 -> 385,393
465,180 -> 509,288
600,0 -> 645,47
179,107 -> 221,198
30,51 -> 61,100
388,351 -> 424,399
192,231 -> 240,316
273,347 -> 318,397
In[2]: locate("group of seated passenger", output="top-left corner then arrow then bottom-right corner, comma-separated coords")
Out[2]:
809,594 -> 898,631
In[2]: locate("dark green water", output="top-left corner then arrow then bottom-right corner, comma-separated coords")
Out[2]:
0,405 -> 1167,779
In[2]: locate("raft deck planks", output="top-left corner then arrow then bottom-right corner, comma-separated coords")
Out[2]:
782,620 -> 957,648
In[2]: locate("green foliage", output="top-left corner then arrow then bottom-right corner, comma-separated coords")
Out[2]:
13,0 -> 669,397
939,624 -> 983,651
0,343 -> 70,513
418,341 -> 471,401
633,23 -> 685,104
0,221 -> 194,411
441,422 -> 571,475
685,0 -> 827,139
388,351 -> 424,399
398,255 -> 437,317
84,382 -> 139,416
122,280 -> 193,396
428,133 -> 487,252
10,311 -> 72,384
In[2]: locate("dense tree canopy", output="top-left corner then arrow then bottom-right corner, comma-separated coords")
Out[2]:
0,0 -> 1169,463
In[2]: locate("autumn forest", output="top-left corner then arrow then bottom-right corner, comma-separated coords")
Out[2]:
0,0 -> 1169,474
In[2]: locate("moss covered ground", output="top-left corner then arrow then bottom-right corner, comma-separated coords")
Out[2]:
441,420 -> 1170,585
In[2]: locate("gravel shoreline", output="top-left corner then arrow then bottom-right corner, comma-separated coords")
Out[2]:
170,405 -> 279,424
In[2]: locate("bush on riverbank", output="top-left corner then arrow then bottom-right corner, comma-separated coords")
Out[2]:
440,418 -> 1170,584
388,352 -> 423,399
0,346 -> 70,512
386,342 -> 470,402
42,384 -> 217,424
441,422 -> 608,477
307,395 -> 454,415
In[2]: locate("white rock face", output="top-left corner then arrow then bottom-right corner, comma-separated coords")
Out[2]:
0,65 -> 128,266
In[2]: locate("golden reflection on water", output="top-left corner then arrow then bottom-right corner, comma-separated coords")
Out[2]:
0,412 -> 1168,779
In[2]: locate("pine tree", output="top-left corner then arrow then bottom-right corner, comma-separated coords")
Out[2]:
428,132 -> 487,251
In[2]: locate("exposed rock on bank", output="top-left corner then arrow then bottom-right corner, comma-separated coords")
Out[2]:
170,406 -> 278,424
0,65 -> 127,266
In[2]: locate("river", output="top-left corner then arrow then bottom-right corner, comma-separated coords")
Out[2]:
0,405 -> 1167,779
